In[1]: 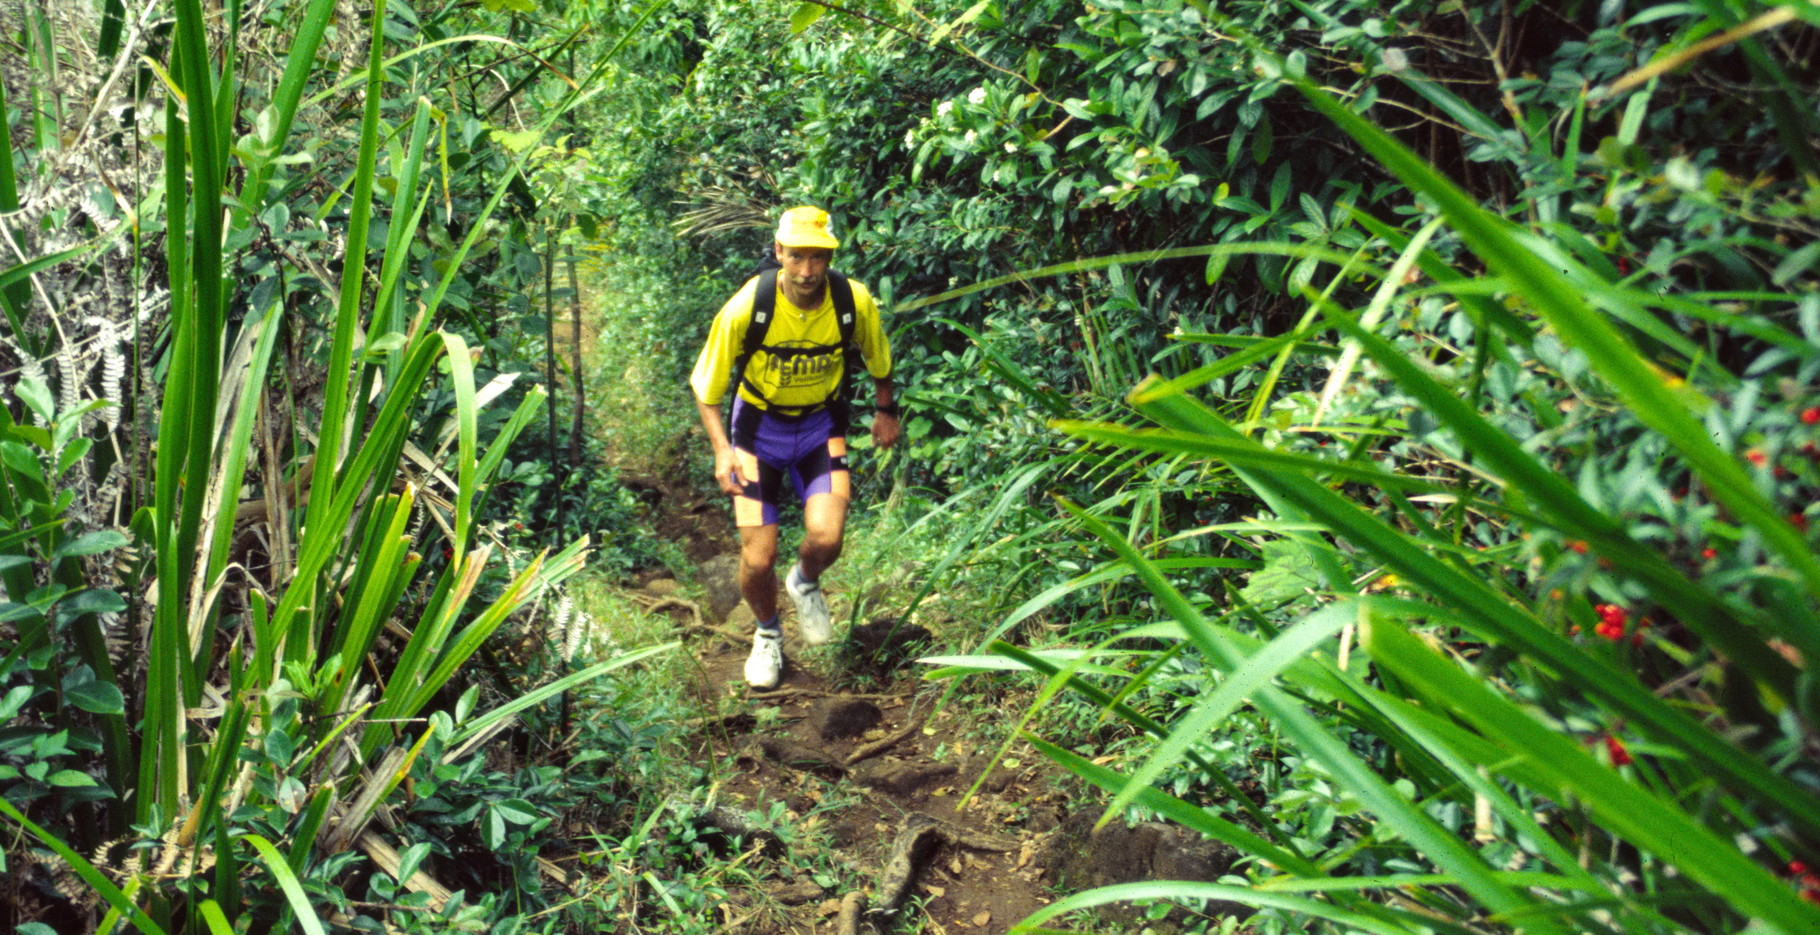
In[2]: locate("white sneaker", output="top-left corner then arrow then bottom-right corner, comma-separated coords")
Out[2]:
745,629 -> 783,689
785,563 -> 832,646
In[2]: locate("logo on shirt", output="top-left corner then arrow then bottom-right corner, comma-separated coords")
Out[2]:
759,341 -> 842,389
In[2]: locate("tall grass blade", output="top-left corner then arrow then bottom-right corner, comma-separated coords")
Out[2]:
1287,72 -> 1820,600
1059,503 -> 1565,932
1118,387 -> 1820,839
1365,617 -> 1820,933
1099,601 -> 1351,822
241,834 -> 330,935
0,797 -> 167,935
306,0 -> 392,559
1013,880 -> 1433,935
1316,300 -> 1806,691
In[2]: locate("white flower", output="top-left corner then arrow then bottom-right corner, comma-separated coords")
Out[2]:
967,87 -> 987,105
1003,142 -> 1017,153
964,130 -> 977,145
905,129 -> 916,147
937,100 -> 954,118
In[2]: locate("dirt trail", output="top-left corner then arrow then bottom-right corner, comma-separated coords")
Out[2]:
615,465 -> 1066,934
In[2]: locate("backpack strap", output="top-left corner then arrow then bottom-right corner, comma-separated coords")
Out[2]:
827,271 -> 858,431
728,269 -> 777,404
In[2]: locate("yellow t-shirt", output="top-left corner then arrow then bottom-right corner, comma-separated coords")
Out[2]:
690,274 -> 892,412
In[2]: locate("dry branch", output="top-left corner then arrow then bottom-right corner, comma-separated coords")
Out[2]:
845,710 -> 928,766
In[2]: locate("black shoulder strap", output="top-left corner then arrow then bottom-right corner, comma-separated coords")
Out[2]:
828,270 -> 856,350
828,271 -> 858,421
746,268 -> 778,359
729,270 -> 776,400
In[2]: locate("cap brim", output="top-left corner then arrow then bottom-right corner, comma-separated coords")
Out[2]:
778,234 -> 840,249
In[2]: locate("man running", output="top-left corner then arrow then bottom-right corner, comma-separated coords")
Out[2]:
690,206 -> 900,688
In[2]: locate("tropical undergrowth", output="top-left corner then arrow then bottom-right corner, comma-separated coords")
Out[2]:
8,0 -> 1820,933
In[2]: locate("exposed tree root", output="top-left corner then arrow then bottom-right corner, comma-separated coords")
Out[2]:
749,686 -> 910,702
837,891 -> 867,935
869,815 -> 943,922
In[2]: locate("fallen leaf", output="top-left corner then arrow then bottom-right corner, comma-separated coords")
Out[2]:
922,884 -> 946,897
949,857 -> 964,875
1016,841 -> 1034,869
973,910 -> 992,926
816,899 -> 841,917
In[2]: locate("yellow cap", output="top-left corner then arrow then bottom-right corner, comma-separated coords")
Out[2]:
775,205 -> 841,249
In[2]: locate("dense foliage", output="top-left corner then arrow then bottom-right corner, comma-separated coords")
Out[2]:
3,0 -> 1819,933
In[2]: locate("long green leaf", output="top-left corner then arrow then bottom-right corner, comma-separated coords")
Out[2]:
1289,71 -> 1820,602
1122,387 -> 1820,839
449,643 -> 679,745
1013,879 -> 1425,935
1062,503 -> 1565,932
240,834 -> 329,935
235,0 -> 338,222
1316,299 -> 1807,692
0,797 -> 167,935
305,0 -> 391,566
1366,618 -> 1820,934
1100,602 -> 1352,822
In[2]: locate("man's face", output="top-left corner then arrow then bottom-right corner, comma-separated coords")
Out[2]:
776,244 -> 832,294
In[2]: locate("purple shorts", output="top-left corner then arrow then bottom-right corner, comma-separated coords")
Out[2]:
729,398 -> 850,527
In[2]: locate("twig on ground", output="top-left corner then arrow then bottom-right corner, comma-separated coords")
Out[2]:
707,904 -> 764,935
749,686 -> 910,702
846,709 -> 929,766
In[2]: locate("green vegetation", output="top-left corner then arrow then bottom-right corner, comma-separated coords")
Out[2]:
4,0 -> 1818,933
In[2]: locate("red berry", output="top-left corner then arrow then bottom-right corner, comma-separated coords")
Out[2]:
1802,407 -> 1820,425
1567,540 -> 1589,554
1605,735 -> 1632,766
1791,860 -> 1810,875
1747,449 -> 1768,466
1701,547 -> 1717,560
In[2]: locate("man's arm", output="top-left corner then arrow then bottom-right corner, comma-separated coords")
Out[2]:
695,396 -> 741,495
870,377 -> 900,449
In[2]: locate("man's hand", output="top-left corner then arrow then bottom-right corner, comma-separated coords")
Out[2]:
712,447 -> 741,496
872,411 -> 901,449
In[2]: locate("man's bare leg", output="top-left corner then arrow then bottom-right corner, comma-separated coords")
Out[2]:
798,492 -> 849,580
738,523 -> 781,622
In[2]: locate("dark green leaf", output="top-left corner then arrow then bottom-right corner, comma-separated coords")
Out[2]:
53,531 -> 128,561
66,680 -> 124,716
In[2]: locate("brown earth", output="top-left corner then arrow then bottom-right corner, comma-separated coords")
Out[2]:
615,472 -> 1070,934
